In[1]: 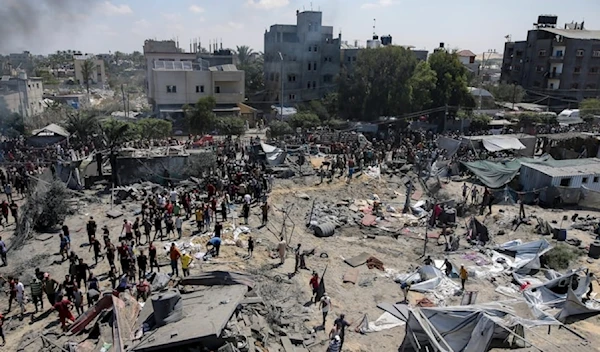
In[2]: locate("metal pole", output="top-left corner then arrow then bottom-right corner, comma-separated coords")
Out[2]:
279,52 -> 284,121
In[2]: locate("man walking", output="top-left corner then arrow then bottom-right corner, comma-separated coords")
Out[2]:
169,243 -> 181,277
181,251 -> 193,277
175,215 -> 183,239
460,265 -> 468,290
30,277 -> 44,313
149,241 -> 159,272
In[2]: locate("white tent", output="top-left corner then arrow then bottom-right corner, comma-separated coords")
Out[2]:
481,136 -> 525,152
494,239 -> 553,274
259,142 -> 287,166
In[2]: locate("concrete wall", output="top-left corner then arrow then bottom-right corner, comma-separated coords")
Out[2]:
74,59 -> 106,86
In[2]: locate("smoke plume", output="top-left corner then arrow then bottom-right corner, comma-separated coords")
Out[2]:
0,0 -> 99,54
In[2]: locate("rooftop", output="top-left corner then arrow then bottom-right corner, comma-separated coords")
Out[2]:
540,27 -> 600,40
521,158 -> 600,177
457,49 -> 476,57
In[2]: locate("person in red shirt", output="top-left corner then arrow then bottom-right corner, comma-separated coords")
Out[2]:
309,272 -> 320,303
53,295 -> 75,331
0,312 -> 5,345
207,183 -> 216,198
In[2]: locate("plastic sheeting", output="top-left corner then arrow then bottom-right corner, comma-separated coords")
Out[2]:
494,239 -> 553,274
462,155 -> 554,189
521,269 -> 591,309
260,142 -> 287,166
437,136 -> 462,157
482,137 -> 526,152
357,312 -> 405,333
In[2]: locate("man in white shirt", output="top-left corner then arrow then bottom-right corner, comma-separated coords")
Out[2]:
175,215 -> 183,239
320,293 -> 332,327
170,189 -> 178,203
244,193 -> 252,205
16,278 -> 25,317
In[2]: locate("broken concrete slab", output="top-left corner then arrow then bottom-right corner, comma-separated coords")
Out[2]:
344,252 -> 371,267
106,209 -> 124,219
281,336 -> 295,352
343,268 -> 360,284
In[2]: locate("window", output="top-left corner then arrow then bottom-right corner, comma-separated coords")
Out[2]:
308,63 -> 312,70
27,84 -> 31,88
538,49 -> 546,57
594,50 -> 600,57
594,176 -> 599,183
195,85 -> 204,93
323,74 -> 333,83
288,74 -> 296,82
516,50 -> 523,57
308,46 -> 312,52
313,62 -> 317,70
574,67 -> 581,74
275,73 -> 279,81
36,83 -> 39,88
307,82 -> 311,89
312,81 -> 316,89
583,177 -> 589,184
347,56 -> 351,62
576,49 -> 585,57
590,67 -> 599,74
536,65 -> 544,72
554,50 -> 564,57
571,83 -> 579,89
166,85 -> 177,93
560,178 -> 571,187
288,94 -> 296,100
314,45 -> 318,52
215,86 -> 220,93
352,56 -> 357,62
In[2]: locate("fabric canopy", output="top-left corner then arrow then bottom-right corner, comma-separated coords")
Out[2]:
462,159 -> 523,188
495,239 -> 553,274
482,137 -> 526,152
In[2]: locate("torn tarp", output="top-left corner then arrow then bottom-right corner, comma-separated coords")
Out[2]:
556,287 -> 600,322
461,159 -> 523,189
482,137 -> 525,152
494,239 -> 552,274
521,269 -> 591,309
260,142 -> 287,166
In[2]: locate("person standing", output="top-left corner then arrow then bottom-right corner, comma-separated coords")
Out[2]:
181,251 -> 193,277
149,242 -> 159,272
72,285 -> 84,316
137,250 -> 148,280
242,203 -> 250,225
333,314 -> 351,351
277,236 -> 286,265
175,215 -> 183,239
247,236 -> 254,258
15,277 -> 25,319
43,273 -> 59,306
459,265 -> 468,290
75,258 -> 90,289
0,236 -> 7,266
9,201 -> 17,225
214,221 -> 223,238
4,183 -> 12,202
0,312 -> 5,346
169,243 -> 181,277
30,277 -> 44,313
221,198 -> 227,221
143,217 -> 152,244
105,239 -> 116,267
261,201 -> 269,226
320,293 -> 332,327
309,272 -> 320,303
153,215 -> 163,240
122,219 -> 133,241
89,236 -> 102,264
86,217 -> 97,245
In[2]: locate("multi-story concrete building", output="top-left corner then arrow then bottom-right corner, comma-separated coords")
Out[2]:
8,51 -> 34,74
0,71 -> 44,124
73,54 -> 107,88
501,15 -> 600,103
143,40 -> 245,116
264,10 -> 341,104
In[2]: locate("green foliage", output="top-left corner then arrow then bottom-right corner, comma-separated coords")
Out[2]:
338,46 -> 417,120
65,112 -> 99,140
215,116 -> 246,136
409,61 -> 438,111
516,113 -> 557,127
35,178 -> 71,231
184,96 -> 216,134
267,121 -> 293,139
239,52 -> 264,97
321,93 -> 339,118
307,100 -> 330,121
470,113 -> 491,129
428,51 -> 475,110
288,112 -> 321,129
580,98 -> 600,120
543,245 -> 582,270
484,83 -> 525,103
185,152 -> 217,178
80,59 -> 96,94
325,118 -> 350,130
101,119 -> 139,148
137,118 -> 172,139
236,45 -> 255,66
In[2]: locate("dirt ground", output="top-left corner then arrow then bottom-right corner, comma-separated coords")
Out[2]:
2,164 -> 600,351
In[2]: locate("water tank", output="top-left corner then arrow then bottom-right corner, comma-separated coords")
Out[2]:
314,222 -> 335,237
589,241 -> 600,259
381,35 -> 392,46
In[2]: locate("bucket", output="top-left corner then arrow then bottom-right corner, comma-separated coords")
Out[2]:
589,241 -> 600,259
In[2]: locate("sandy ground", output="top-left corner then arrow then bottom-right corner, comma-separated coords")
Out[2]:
1,164 -> 600,351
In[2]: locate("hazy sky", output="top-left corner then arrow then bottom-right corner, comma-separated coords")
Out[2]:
1,0 -> 599,55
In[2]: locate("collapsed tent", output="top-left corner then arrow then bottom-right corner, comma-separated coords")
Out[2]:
482,137 -> 526,152
494,239 -> 552,274
437,136 -> 462,157
556,288 -> 600,322
518,269 -> 591,309
259,142 -> 287,166
399,301 -> 558,352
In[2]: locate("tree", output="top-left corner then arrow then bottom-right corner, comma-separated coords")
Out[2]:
429,51 -> 475,109
409,61 -> 438,112
338,46 -> 417,120
80,59 -> 95,94
307,100 -> 330,121
101,119 -> 138,149
288,112 -> 320,129
267,121 -> 293,140
236,45 -> 255,66
137,118 -> 172,139
215,116 -> 246,136
580,98 -> 600,121
322,92 -> 339,118
484,83 -> 525,103
239,53 -> 264,97
184,96 -> 217,134
65,112 -> 99,141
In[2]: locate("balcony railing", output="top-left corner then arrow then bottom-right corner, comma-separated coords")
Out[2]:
549,71 -> 562,79
549,55 -> 564,61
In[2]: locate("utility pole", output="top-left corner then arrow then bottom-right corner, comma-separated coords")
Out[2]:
278,52 -> 284,120
121,84 -> 126,115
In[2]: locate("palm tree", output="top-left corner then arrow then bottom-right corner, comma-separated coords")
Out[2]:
235,45 -> 254,66
80,59 -> 95,94
65,112 -> 99,141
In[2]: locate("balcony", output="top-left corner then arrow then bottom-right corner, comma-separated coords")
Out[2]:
549,55 -> 564,62
214,92 -> 244,104
549,71 -> 562,79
